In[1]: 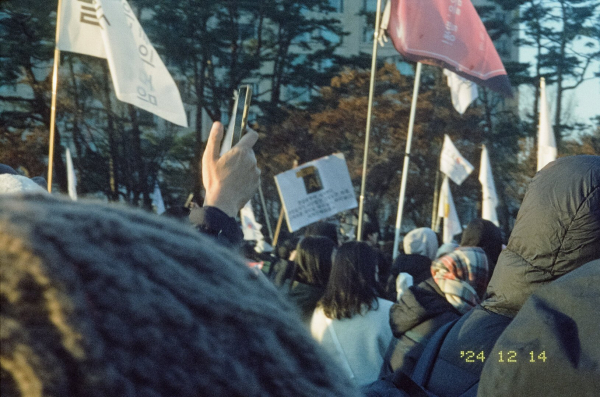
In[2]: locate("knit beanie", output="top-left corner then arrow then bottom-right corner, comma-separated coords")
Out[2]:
0,194 -> 359,397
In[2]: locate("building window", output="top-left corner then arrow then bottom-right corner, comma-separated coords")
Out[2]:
328,0 -> 343,12
362,26 -> 373,43
363,0 -> 379,12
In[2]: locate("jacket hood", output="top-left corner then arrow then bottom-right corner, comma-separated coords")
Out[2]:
403,228 -> 439,260
483,155 -> 600,317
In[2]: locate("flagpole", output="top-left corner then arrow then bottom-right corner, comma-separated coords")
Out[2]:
48,0 -> 65,192
357,0 -> 383,241
392,62 -> 423,259
430,169 -> 441,230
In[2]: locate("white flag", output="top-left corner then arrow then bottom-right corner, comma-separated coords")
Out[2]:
65,147 -> 77,201
240,201 -> 265,242
440,135 -> 474,185
444,69 -> 478,115
537,78 -> 557,171
438,176 -> 462,244
152,182 -> 165,215
57,0 -> 188,127
479,145 -> 499,226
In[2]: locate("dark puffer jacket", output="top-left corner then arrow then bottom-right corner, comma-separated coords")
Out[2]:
380,278 -> 461,378
0,194 -> 359,397
423,155 -> 600,396
478,259 -> 600,397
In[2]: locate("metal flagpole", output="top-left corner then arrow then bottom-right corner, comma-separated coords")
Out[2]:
357,0 -> 383,241
47,0 -> 65,192
392,62 -> 423,259
430,169 -> 441,230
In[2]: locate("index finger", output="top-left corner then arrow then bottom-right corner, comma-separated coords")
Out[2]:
205,121 -> 224,162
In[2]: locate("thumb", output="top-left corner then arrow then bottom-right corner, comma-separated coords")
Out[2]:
235,127 -> 259,150
205,122 -> 224,163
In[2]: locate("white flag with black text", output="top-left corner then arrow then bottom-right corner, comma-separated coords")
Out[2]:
57,0 -> 188,127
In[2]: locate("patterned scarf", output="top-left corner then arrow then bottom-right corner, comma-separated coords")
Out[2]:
431,247 -> 489,314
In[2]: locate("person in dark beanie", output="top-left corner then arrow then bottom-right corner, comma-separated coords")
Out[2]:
305,221 -> 339,246
0,194 -> 360,397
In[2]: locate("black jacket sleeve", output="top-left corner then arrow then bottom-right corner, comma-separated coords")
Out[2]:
189,206 -> 243,248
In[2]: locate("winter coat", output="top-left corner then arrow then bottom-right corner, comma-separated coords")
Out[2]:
422,155 -> 600,396
478,259 -> 600,397
381,278 -> 461,378
311,298 -> 395,387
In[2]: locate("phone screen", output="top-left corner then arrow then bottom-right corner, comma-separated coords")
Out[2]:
221,85 -> 252,155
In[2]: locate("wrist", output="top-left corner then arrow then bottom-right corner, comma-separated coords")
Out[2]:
203,194 -> 238,218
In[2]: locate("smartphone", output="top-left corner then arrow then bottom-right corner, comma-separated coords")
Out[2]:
221,85 -> 252,155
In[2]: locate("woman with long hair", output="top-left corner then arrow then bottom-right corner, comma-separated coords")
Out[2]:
311,241 -> 394,387
286,236 -> 337,324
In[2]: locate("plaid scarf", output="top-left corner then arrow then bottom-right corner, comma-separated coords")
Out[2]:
431,247 -> 489,314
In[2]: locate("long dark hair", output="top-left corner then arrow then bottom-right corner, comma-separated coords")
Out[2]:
293,236 -> 336,286
319,241 -> 380,320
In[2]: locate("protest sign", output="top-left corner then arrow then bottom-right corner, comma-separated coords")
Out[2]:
275,153 -> 357,232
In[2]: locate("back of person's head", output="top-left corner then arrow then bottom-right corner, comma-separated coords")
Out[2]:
276,235 -> 299,260
294,236 -> 336,286
484,155 -> 600,317
0,194 -> 359,397
305,222 -> 339,246
403,227 -> 439,261
460,218 -> 503,270
361,221 -> 379,242
319,241 -> 379,320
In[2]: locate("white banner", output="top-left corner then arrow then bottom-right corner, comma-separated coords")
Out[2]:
275,153 -> 358,232
152,182 -> 165,215
57,0 -> 188,127
438,176 -> 462,243
479,145 -> 499,226
440,135 -> 474,185
537,78 -> 557,171
65,147 -> 78,201
444,69 -> 478,115
240,201 -> 265,242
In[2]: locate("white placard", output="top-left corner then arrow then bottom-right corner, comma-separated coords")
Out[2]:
275,153 -> 358,232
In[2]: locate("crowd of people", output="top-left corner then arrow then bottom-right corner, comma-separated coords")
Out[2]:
1,121 -> 599,396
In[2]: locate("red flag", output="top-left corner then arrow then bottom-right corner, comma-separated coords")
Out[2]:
387,0 -> 512,96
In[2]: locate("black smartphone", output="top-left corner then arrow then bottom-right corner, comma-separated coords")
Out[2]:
221,85 -> 253,154
231,84 -> 252,147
